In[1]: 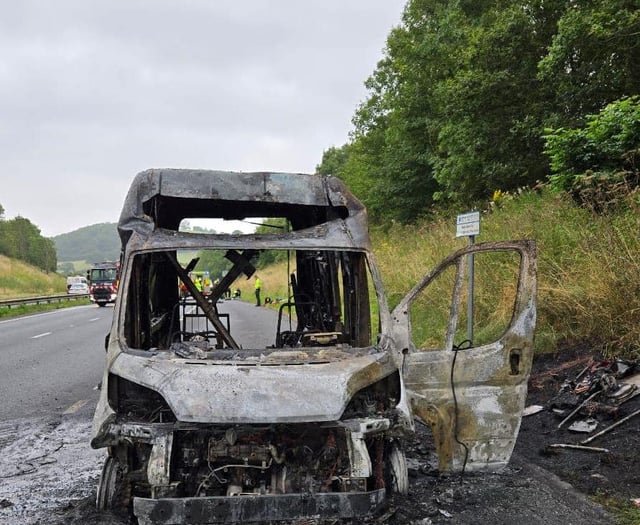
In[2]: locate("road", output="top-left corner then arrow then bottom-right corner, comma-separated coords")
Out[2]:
0,298 -> 285,421
0,304 -> 111,420
0,304 -> 113,524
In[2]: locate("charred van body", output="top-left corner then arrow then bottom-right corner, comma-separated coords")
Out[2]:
91,169 -> 537,524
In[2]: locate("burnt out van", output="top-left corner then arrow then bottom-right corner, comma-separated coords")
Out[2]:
91,169 -> 537,524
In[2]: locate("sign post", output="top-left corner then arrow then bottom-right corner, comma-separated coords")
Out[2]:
456,211 -> 480,344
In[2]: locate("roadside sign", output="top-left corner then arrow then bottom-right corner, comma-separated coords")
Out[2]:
456,211 -> 481,343
456,211 -> 480,238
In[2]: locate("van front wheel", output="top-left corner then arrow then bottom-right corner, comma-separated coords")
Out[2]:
386,441 -> 409,495
96,455 -> 131,514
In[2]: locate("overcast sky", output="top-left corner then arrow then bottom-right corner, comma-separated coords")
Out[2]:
0,1 -> 405,237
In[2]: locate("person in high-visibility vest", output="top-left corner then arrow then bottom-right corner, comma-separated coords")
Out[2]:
254,275 -> 262,306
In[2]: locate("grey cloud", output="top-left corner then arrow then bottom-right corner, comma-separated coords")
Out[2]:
0,0 -> 405,236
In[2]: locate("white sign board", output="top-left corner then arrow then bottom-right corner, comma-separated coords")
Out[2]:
456,211 -> 480,237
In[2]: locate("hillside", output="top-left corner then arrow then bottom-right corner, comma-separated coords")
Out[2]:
53,223 -> 120,266
52,222 -> 220,273
0,254 -> 66,299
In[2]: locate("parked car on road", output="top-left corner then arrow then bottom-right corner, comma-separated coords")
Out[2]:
67,283 -> 89,295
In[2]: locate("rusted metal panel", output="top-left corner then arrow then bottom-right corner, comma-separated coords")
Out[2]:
148,433 -> 173,486
117,170 -> 369,244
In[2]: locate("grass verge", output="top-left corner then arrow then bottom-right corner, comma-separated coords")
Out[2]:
0,298 -> 91,319
593,493 -> 640,525
0,254 -> 67,299
372,188 -> 640,357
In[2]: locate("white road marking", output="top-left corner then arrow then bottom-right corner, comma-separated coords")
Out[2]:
31,332 -> 52,339
63,399 -> 89,414
88,317 -> 100,322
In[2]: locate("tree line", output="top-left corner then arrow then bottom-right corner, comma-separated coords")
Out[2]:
317,0 -> 640,223
0,204 -> 57,272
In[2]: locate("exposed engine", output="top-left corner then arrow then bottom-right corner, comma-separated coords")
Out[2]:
170,425 -> 372,498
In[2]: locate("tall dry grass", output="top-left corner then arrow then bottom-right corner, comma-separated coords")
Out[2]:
373,189 -> 640,357
372,218 -> 524,349
0,254 -> 67,299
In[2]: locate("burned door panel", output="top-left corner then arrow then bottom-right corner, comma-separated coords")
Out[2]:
393,240 -> 537,472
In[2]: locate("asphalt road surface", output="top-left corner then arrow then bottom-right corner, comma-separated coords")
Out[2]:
0,299 -> 284,421
0,304 -> 111,420
0,303 -> 113,524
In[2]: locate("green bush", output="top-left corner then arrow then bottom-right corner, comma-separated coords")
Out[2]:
545,96 -> 640,209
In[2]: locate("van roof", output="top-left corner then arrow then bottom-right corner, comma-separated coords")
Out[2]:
118,169 -> 369,249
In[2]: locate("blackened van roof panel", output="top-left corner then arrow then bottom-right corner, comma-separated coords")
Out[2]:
117,169 -> 367,249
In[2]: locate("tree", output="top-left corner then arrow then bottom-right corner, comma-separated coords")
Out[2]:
53,223 -> 120,263
255,219 -> 289,268
195,250 -> 233,280
432,1 -> 564,202
58,262 -> 76,276
343,0 -> 565,220
539,1 -> 640,126
346,0 -> 450,221
316,145 -> 351,176
0,216 -> 57,272
321,1 -> 638,223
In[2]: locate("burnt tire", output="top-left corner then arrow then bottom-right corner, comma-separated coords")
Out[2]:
386,441 -> 409,495
96,455 -> 131,514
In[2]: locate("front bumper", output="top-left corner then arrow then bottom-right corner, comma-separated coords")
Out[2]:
134,489 -> 386,524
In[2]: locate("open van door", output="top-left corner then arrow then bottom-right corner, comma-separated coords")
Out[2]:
391,240 -> 537,473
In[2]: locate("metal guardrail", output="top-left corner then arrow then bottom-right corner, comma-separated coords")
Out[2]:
0,293 -> 89,309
